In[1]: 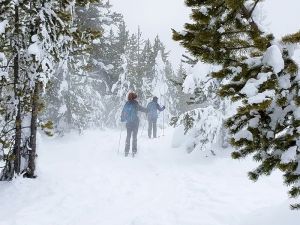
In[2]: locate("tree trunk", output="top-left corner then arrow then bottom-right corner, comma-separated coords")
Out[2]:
25,82 -> 40,178
13,4 -> 22,176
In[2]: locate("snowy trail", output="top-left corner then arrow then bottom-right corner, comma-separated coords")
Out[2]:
0,129 -> 298,225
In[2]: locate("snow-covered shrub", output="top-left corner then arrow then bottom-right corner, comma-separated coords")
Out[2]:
172,106 -> 226,156
170,61 -> 230,156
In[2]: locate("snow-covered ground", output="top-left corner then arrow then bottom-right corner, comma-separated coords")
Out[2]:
0,128 -> 298,225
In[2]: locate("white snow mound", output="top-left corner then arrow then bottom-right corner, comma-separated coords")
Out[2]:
262,45 -> 284,73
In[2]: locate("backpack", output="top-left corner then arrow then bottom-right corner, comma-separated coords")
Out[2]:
147,102 -> 158,120
121,102 -> 137,123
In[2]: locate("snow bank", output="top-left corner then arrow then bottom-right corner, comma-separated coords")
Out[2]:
171,124 -> 186,148
239,200 -> 299,225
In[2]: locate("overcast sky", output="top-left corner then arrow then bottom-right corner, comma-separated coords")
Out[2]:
110,0 -> 300,68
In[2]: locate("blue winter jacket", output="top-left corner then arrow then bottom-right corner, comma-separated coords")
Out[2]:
121,100 -> 147,123
146,101 -> 165,121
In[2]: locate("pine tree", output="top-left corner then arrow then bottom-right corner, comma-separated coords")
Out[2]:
169,63 -> 192,114
125,31 -> 144,97
78,0 -> 123,91
173,0 -> 300,209
42,0 -> 105,133
164,61 -> 180,116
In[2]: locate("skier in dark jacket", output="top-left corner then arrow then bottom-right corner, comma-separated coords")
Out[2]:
121,92 -> 147,157
147,97 -> 165,138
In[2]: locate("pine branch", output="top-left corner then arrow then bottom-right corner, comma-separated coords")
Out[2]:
241,4 -> 262,35
0,126 -> 31,139
224,45 -> 255,50
222,30 -> 252,35
249,0 -> 261,17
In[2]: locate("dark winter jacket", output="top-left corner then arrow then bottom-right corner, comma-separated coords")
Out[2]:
146,101 -> 165,121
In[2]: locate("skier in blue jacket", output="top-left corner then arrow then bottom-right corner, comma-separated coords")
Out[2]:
121,92 -> 147,157
146,97 -> 165,139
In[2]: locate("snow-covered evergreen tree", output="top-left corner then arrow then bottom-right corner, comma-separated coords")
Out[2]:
151,51 -> 170,122
174,0 -> 300,209
0,2 -> 16,180
0,0 -> 100,180
43,0 -> 111,133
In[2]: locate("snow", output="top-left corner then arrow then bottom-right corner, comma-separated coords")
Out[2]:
58,104 -> 67,114
281,146 -> 297,163
0,20 -> 8,35
92,38 -> 101,44
199,6 -> 208,16
240,72 -> 272,97
293,107 -> 300,120
247,90 -> 275,104
234,129 -> 253,141
278,74 -> 291,89
182,63 -> 214,94
246,0 -> 270,33
0,128 -> 298,225
217,27 -> 225,34
182,73 -> 196,94
0,52 -> 5,61
249,116 -> 260,128
262,45 -> 284,73
241,82 -> 258,97
171,124 -> 186,148
59,80 -> 68,93
0,52 -> 8,80
244,56 -> 263,68
172,106 -> 225,155
28,42 -> 42,59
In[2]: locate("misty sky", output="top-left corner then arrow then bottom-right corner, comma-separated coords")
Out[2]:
110,0 -> 300,68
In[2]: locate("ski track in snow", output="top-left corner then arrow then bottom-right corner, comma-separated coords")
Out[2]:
0,129 -> 298,225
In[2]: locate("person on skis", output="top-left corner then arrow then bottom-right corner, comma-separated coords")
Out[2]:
146,96 -> 165,139
121,92 -> 147,157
